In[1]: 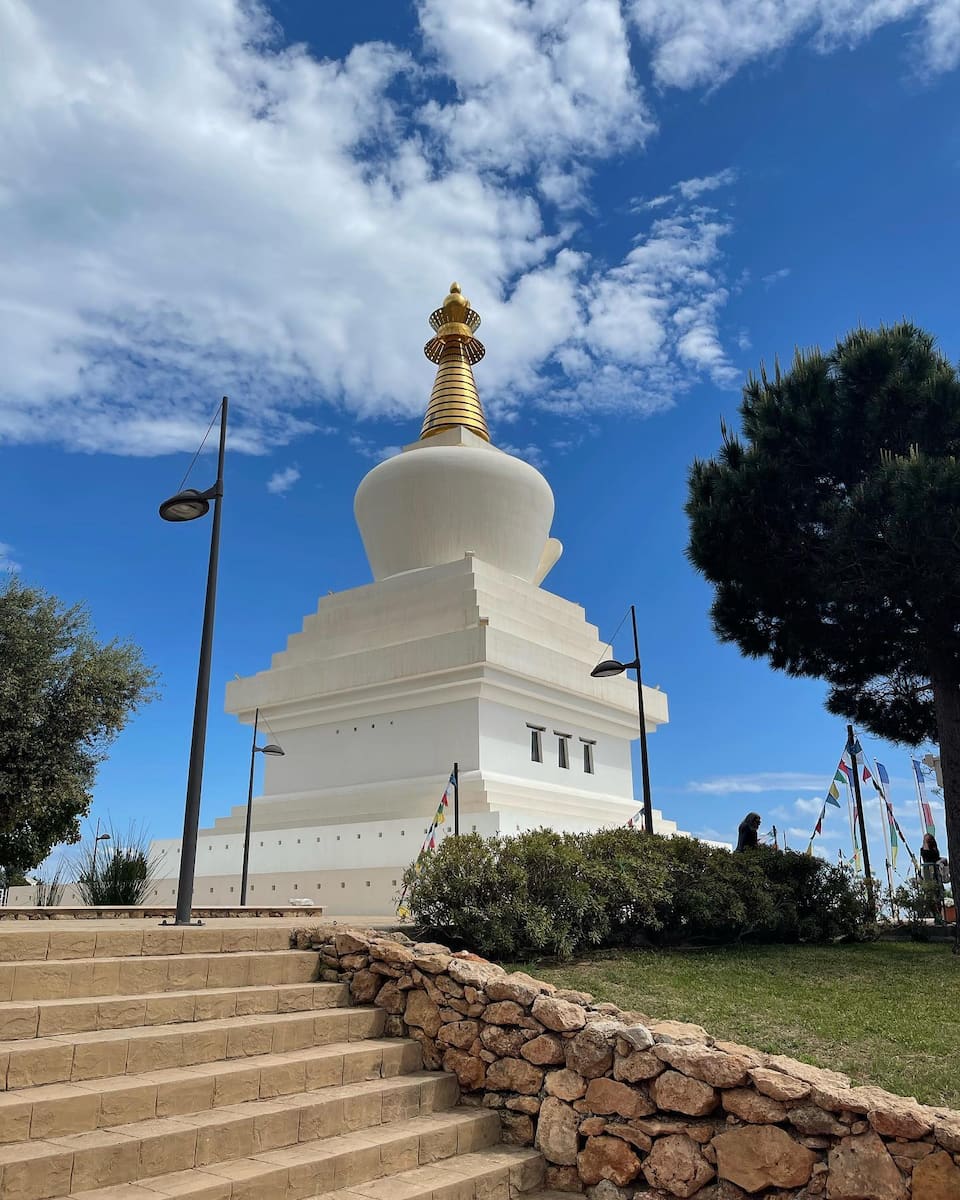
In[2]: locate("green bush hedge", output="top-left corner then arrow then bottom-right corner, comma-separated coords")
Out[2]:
401,829 -> 870,959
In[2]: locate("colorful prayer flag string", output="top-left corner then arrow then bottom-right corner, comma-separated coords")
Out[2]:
807,745 -> 850,853
396,768 -> 458,918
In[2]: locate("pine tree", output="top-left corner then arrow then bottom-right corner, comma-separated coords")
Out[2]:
686,323 -> 960,928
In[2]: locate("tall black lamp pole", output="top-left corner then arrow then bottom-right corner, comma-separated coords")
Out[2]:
591,604 -> 654,835
159,397 -> 228,926
240,707 -> 284,905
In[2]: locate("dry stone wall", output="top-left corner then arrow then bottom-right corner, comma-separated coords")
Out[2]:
307,927 -> 960,1199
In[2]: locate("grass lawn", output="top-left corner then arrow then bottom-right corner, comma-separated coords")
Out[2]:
516,941 -> 960,1109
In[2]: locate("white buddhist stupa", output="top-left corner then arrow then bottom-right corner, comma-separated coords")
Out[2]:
149,284 -> 678,914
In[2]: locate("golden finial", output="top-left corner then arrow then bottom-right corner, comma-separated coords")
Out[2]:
420,282 -> 490,442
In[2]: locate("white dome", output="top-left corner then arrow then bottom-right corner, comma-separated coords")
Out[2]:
354,428 -> 556,583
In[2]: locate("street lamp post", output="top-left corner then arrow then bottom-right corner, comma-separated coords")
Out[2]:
240,707 -> 285,905
159,397 -> 228,926
91,819 -> 112,890
590,604 -> 654,835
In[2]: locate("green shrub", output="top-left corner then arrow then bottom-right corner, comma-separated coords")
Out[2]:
402,828 -> 870,959
73,824 -> 158,906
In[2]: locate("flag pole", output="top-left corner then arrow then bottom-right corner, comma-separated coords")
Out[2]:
845,771 -> 860,872
453,762 -> 459,837
881,801 -> 895,907
871,766 -> 895,901
913,759 -> 928,844
848,726 -> 874,913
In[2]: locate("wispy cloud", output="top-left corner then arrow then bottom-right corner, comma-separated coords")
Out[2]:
686,772 -> 825,795
499,442 -> 548,470
677,168 -> 737,199
349,436 -> 402,462
266,466 -> 301,496
762,267 -> 791,287
629,193 -> 673,212
0,543 -> 21,573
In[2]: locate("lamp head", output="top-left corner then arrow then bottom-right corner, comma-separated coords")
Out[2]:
159,489 -> 210,522
591,659 -> 626,679
259,744 -> 285,756
95,833 -> 111,842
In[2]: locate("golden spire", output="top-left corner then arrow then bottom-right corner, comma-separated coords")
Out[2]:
420,282 -> 490,442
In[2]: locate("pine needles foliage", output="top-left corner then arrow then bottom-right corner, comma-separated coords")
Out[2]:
685,322 -> 960,933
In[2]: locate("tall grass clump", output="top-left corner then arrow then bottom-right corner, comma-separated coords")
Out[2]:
74,824 -> 158,906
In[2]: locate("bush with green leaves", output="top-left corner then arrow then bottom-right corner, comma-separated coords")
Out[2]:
402,829 -> 870,959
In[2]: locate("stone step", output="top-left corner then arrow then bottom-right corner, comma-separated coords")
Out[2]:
0,926 -> 298,964
1,1007 -> 385,1092
0,982 -> 349,1042
319,1145 -> 545,1200
62,1109 -> 504,1200
0,1038 -> 423,1144
0,1072 -> 463,1199
0,951 -> 319,1004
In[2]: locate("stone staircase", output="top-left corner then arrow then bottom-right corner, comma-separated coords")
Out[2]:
0,924 -> 564,1200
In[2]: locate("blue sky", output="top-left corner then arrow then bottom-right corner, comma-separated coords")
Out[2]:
2,1 -> 958,878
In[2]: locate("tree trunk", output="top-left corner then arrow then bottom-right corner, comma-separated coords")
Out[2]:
931,675 -> 960,940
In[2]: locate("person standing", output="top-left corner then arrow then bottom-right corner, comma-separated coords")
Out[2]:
920,833 -> 945,922
736,812 -> 762,852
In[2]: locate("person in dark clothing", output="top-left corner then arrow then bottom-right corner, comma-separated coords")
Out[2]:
920,833 -> 945,921
736,812 -> 762,851
921,833 -> 941,863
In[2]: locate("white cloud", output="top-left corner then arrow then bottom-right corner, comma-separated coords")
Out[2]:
266,465 -> 300,496
0,543 -> 21,573
628,1 -> 960,90
349,436 -> 402,462
1,0 -> 951,458
0,0 -> 741,457
417,0 -> 654,175
499,441 -> 548,470
792,795 -> 828,816
762,267 -> 791,286
687,771 -> 826,795
629,193 -> 674,212
677,168 -> 737,199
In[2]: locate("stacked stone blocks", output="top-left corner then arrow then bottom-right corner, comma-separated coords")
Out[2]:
313,927 -> 960,1200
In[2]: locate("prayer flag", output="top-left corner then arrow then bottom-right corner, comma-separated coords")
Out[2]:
876,761 -> 890,787
912,758 -> 936,836
826,781 -> 841,807
886,801 -> 899,869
